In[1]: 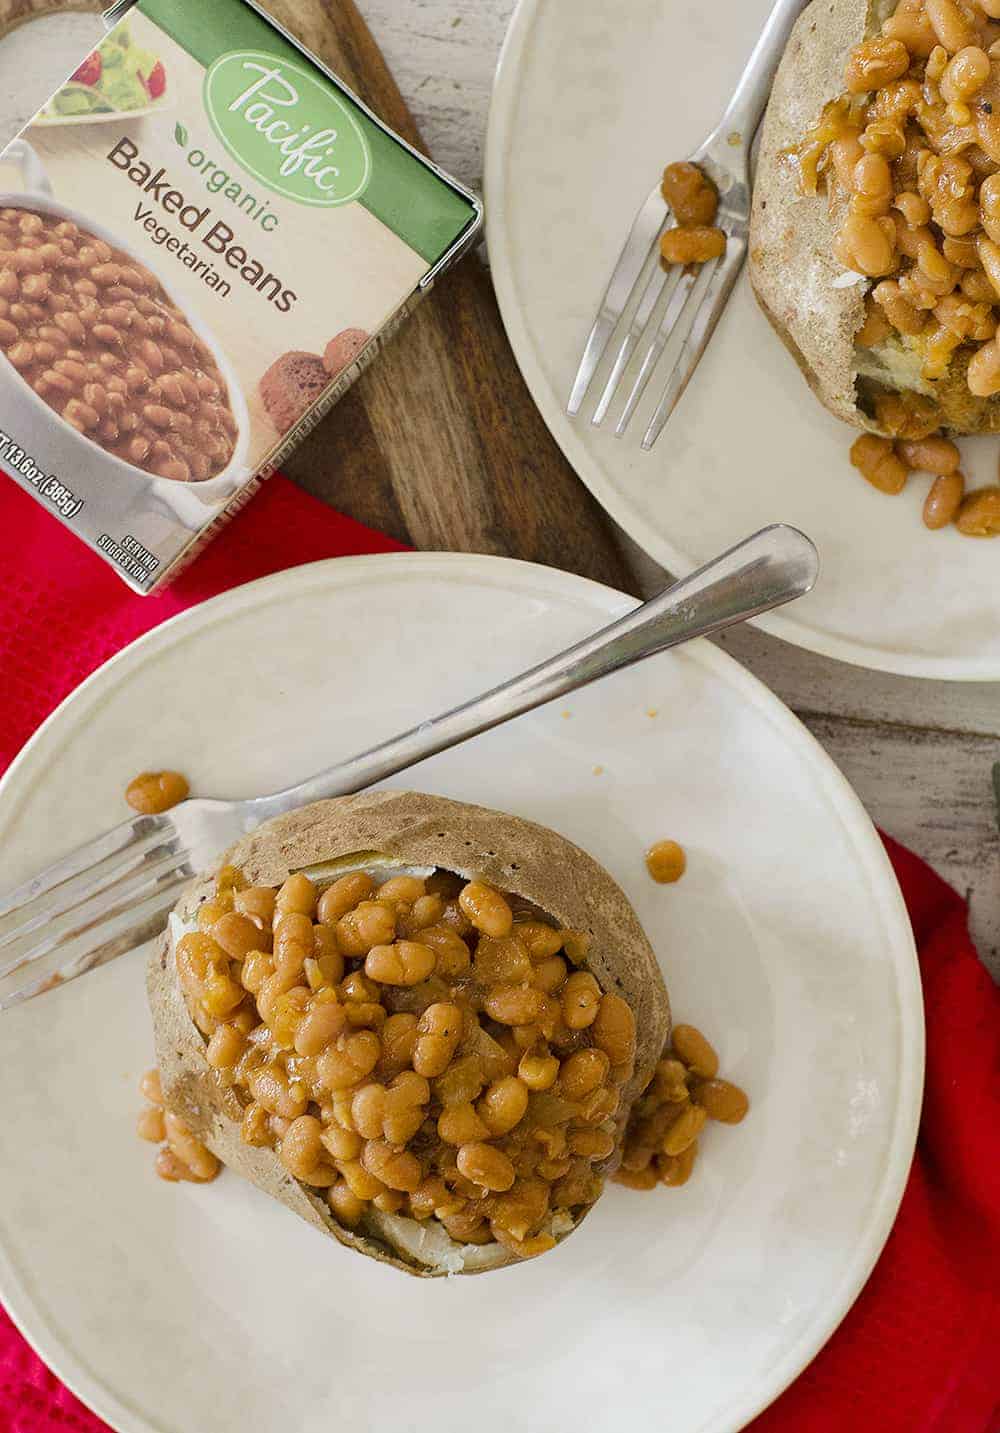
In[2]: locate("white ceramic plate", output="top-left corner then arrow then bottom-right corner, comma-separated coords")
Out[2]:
486,0 -> 1000,680
0,554 -> 922,1433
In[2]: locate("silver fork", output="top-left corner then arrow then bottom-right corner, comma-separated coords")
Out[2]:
567,0 -> 810,449
0,524 -> 818,1010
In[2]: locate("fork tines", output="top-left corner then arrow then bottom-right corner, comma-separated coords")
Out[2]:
0,813 -> 193,1011
567,170 -> 746,448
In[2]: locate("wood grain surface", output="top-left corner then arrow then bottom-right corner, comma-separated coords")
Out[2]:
244,0 -> 637,590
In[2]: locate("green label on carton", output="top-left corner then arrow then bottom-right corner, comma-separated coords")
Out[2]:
139,0 -> 476,263
204,51 -> 372,208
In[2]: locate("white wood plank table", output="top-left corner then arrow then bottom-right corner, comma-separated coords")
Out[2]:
3,2 -> 998,977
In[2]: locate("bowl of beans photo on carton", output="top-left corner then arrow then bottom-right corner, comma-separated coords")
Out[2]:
0,140 -> 252,531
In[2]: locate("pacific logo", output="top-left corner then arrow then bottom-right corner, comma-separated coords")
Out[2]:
204,51 -> 372,207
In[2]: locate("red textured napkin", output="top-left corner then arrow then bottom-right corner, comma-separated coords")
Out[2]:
0,475 -> 404,774
1,473 -> 998,1433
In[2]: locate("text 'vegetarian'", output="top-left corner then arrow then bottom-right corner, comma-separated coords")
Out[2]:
108,137 -> 297,312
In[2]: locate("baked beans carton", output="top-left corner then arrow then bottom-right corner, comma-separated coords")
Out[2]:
0,0 -> 481,591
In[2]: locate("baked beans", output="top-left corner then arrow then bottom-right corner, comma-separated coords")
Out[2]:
671,1023 -> 720,1079
849,434 -> 910,493
136,1105 -> 165,1143
613,1023 -> 748,1192
0,208 -> 237,482
795,0 -> 1000,474
872,278 -> 925,335
659,162 -> 725,267
956,484 -> 1000,532
967,334 -> 1000,393
925,0 -> 978,53
855,297 -> 894,346
922,470 -> 966,526
873,389 -> 940,439
166,864 -> 637,1260
645,839 -> 687,884
137,1068 -> 220,1182
458,880 -> 513,937
660,226 -> 727,266
845,36 -> 910,92
661,162 -> 719,226
897,434 -> 961,473
125,769 -> 189,814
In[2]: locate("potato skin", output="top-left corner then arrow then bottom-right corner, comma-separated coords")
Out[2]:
147,791 -> 670,1277
749,0 -> 1000,436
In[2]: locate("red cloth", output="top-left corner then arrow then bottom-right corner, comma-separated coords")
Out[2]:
0,475 -> 404,773
1,473 -> 998,1433
749,834 -> 1000,1433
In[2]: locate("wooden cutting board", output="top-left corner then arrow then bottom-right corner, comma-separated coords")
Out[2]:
0,0 -> 636,592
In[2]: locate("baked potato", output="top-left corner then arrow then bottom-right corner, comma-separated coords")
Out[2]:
750,0 -> 1000,436
147,790 -> 670,1276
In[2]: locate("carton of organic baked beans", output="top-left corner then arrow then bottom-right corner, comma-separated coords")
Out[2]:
0,0 -> 481,590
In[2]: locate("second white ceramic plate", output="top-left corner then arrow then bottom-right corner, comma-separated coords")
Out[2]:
0,555 -> 922,1432
486,0 -> 1000,679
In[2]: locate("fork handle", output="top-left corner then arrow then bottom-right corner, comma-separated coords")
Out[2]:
709,0 -> 812,147
254,525 -> 818,818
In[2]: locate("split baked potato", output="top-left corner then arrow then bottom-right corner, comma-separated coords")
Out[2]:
750,0 -> 1000,435
147,790 -> 670,1276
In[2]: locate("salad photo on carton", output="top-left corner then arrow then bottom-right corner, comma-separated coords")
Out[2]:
41,24 -> 168,120
0,0 -> 480,591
